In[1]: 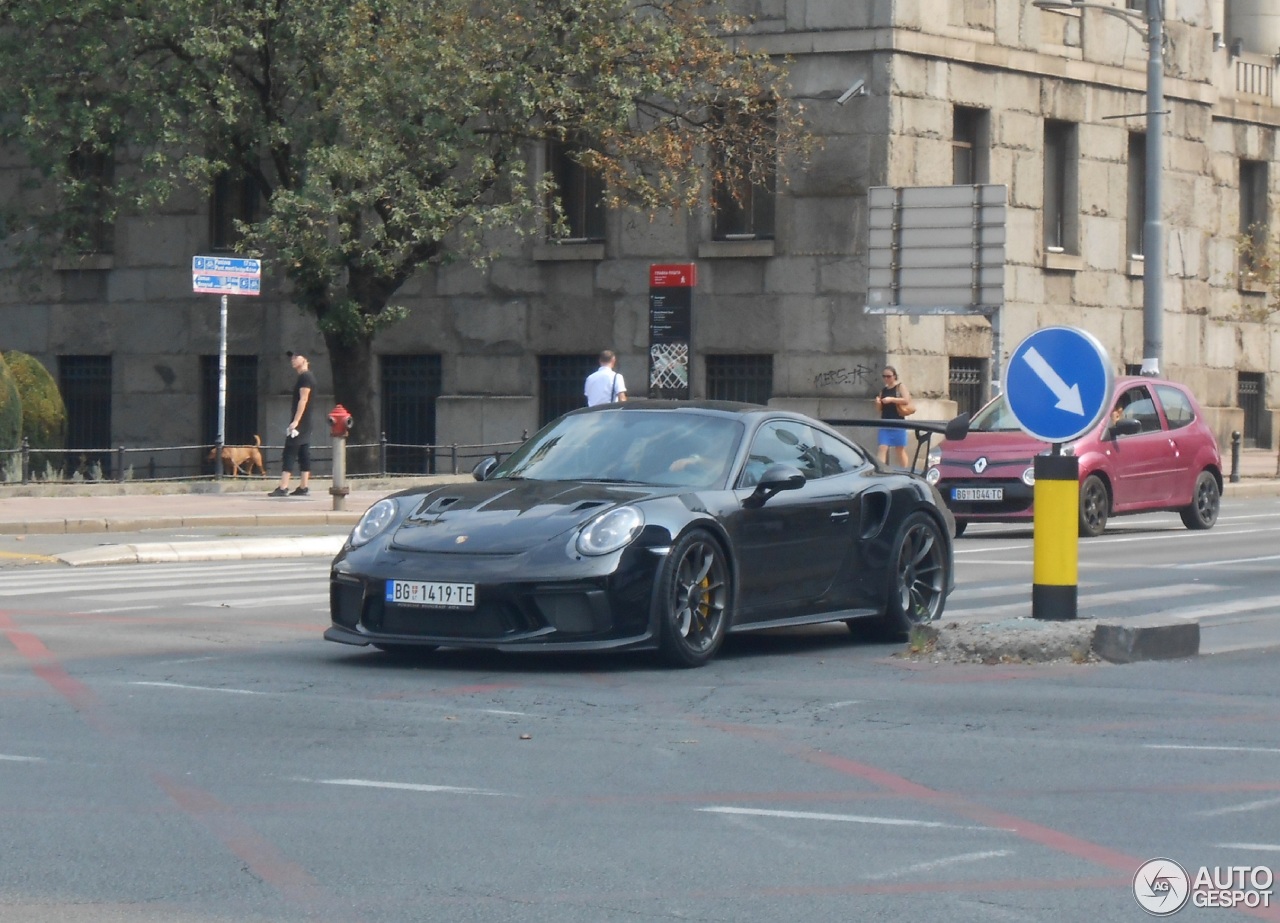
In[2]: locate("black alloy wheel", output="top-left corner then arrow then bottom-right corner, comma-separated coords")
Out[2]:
1078,474 -> 1110,537
1180,470 -> 1221,530
656,530 -> 731,667
878,511 -> 948,638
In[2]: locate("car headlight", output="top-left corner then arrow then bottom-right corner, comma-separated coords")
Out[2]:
350,498 -> 399,548
576,506 -> 644,556
927,447 -> 942,468
925,466 -> 941,485
1022,467 -> 1036,486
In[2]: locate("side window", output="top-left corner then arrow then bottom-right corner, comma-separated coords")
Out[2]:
1114,386 -> 1161,434
814,429 -> 870,476
1154,385 -> 1196,430
739,421 -> 822,487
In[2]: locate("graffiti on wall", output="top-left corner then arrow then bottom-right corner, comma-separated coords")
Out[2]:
812,364 -> 878,391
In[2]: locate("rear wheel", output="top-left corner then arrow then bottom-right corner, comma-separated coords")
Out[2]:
1078,475 -> 1109,537
878,512 -> 948,639
656,530 -> 731,668
1179,470 -> 1220,530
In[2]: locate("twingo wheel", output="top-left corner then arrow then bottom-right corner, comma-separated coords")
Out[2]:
1180,470 -> 1221,530
656,529 -> 731,668
953,521 -> 968,537
1078,474 -> 1110,538
879,511 -> 948,639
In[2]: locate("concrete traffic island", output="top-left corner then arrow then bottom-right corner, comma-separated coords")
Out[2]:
911,614 -> 1200,665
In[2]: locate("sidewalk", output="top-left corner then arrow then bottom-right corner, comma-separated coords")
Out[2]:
0,450 -> 1275,566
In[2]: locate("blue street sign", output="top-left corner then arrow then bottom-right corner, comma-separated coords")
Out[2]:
1003,326 -> 1112,444
192,254 -> 262,296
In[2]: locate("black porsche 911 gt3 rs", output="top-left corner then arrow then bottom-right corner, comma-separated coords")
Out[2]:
326,401 -> 956,667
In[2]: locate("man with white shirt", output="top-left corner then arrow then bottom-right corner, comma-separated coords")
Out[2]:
584,350 -> 628,406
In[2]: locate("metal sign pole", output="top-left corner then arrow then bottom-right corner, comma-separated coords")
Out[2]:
217,292 -> 228,480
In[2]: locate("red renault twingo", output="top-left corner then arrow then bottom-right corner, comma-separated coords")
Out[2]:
926,376 -> 1223,537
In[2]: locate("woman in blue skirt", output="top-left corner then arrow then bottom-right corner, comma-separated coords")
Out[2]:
876,366 -> 914,468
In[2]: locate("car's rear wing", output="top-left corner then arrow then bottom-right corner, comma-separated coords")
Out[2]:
821,414 -> 971,476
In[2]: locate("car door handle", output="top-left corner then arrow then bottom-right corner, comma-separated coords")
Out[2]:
830,511 -> 850,521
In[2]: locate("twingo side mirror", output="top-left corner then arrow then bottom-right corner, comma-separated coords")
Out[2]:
472,456 -> 498,481
745,463 -> 806,507
944,412 -> 971,442
1110,418 -> 1142,438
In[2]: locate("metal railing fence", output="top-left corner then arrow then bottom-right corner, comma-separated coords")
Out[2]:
0,432 -> 528,485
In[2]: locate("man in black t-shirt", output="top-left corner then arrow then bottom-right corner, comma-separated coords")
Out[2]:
269,353 -> 318,497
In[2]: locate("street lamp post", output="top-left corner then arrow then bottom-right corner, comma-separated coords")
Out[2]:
1033,0 -> 1165,376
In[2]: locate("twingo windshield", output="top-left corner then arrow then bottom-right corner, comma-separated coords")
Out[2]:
490,410 -> 745,488
968,395 -> 1025,432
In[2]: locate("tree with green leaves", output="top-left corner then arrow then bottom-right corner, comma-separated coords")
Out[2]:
0,0 -> 805,449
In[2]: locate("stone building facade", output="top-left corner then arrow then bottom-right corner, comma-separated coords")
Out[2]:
0,0 -> 1276,473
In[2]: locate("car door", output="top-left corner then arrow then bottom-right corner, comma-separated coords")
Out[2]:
1153,383 -> 1204,504
724,420 -> 856,622
1106,385 -> 1175,507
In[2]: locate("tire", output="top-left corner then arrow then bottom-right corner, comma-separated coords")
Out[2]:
1078,474 -> 1109,538
1179,470 -> 1220,530
655,530 -> 731,668
878,512 -> 949,639
953,521 -> 968,537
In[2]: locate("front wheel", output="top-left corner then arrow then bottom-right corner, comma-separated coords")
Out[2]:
655,530 -> 731,668
879,512 -> 949,639
1179,470 -> 1220,530
953,521 -> 968,537
1078,474 -> 1109,537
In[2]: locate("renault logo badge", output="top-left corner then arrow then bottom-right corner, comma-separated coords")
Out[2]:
455,535 -> 468,544
973,457 -> 988,474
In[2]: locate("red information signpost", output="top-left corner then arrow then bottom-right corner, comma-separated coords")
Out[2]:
648,263 -> 696,400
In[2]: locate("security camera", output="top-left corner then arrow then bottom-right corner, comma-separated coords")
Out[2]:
836,79 -> 867,105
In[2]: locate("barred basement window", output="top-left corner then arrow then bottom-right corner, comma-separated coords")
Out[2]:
539,355 -> 597,426
948,357 -> 986,419
58,355 -> 113,476
705,355 -> 773,405
381,355 -> 443,474
200,355 -> 259,450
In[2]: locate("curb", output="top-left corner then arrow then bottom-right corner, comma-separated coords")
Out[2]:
918,614 -> 1199,664
2,512 -> 363,536
56,535 -> 347,566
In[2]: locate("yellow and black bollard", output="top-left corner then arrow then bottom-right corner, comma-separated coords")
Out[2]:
1032,450 -> 1078,620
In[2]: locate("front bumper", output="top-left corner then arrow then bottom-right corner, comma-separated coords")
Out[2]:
938,478 -> 1035,521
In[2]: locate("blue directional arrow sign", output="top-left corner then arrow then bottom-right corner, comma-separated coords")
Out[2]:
1002,326 -> 1112,444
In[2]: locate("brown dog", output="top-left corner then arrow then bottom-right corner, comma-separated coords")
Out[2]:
208,435 -> 266,477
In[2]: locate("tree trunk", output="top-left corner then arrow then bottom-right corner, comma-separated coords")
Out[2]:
322,330 -> 379,474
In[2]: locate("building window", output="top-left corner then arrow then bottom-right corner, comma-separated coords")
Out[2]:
538,355 -> 597,426
1240,159 -> 1269,276
952,107 -> 989,185
948,357 -> 987,418
1043,120 -> 1078,254
547,139 -> 605,242
380,355 -> 442,474
1238,371 -> 1269,449
1127,132 -> 1146,259
200,355 -> 259,451
67,144 -> 114,254
58,355 -> 112,476
210,170 -> 262,252
712,119 -> 777,241
705,355 -> 773,405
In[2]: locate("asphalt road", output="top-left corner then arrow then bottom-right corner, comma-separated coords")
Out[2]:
1,509 -> 1279,922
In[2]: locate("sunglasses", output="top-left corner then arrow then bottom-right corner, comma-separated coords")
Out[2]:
882,374 -> 895,379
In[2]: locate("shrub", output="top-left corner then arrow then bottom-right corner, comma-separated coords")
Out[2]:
2,351 -> 67,473
0,355 -> 21,459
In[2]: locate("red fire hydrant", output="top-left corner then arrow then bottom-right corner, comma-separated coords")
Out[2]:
327,405 -> 353,510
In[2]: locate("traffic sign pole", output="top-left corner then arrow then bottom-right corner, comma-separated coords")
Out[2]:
217,293 -> 228,480
1032,450 -> 1078,620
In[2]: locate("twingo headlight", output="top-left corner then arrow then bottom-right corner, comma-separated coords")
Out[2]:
576,506 -> 644,556
925,466 -> 941,485
927,446 -> 942,468
350,498 -> 399,548
1022,467 -> 1036,487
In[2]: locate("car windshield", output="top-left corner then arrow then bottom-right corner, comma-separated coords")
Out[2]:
967,395 -> 1025,432
491,410 -> 745,489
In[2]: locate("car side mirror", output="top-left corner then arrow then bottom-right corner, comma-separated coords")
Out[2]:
744,463 -> 806,507
1110,418 -> 1141,439
472,456 -> 498,481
